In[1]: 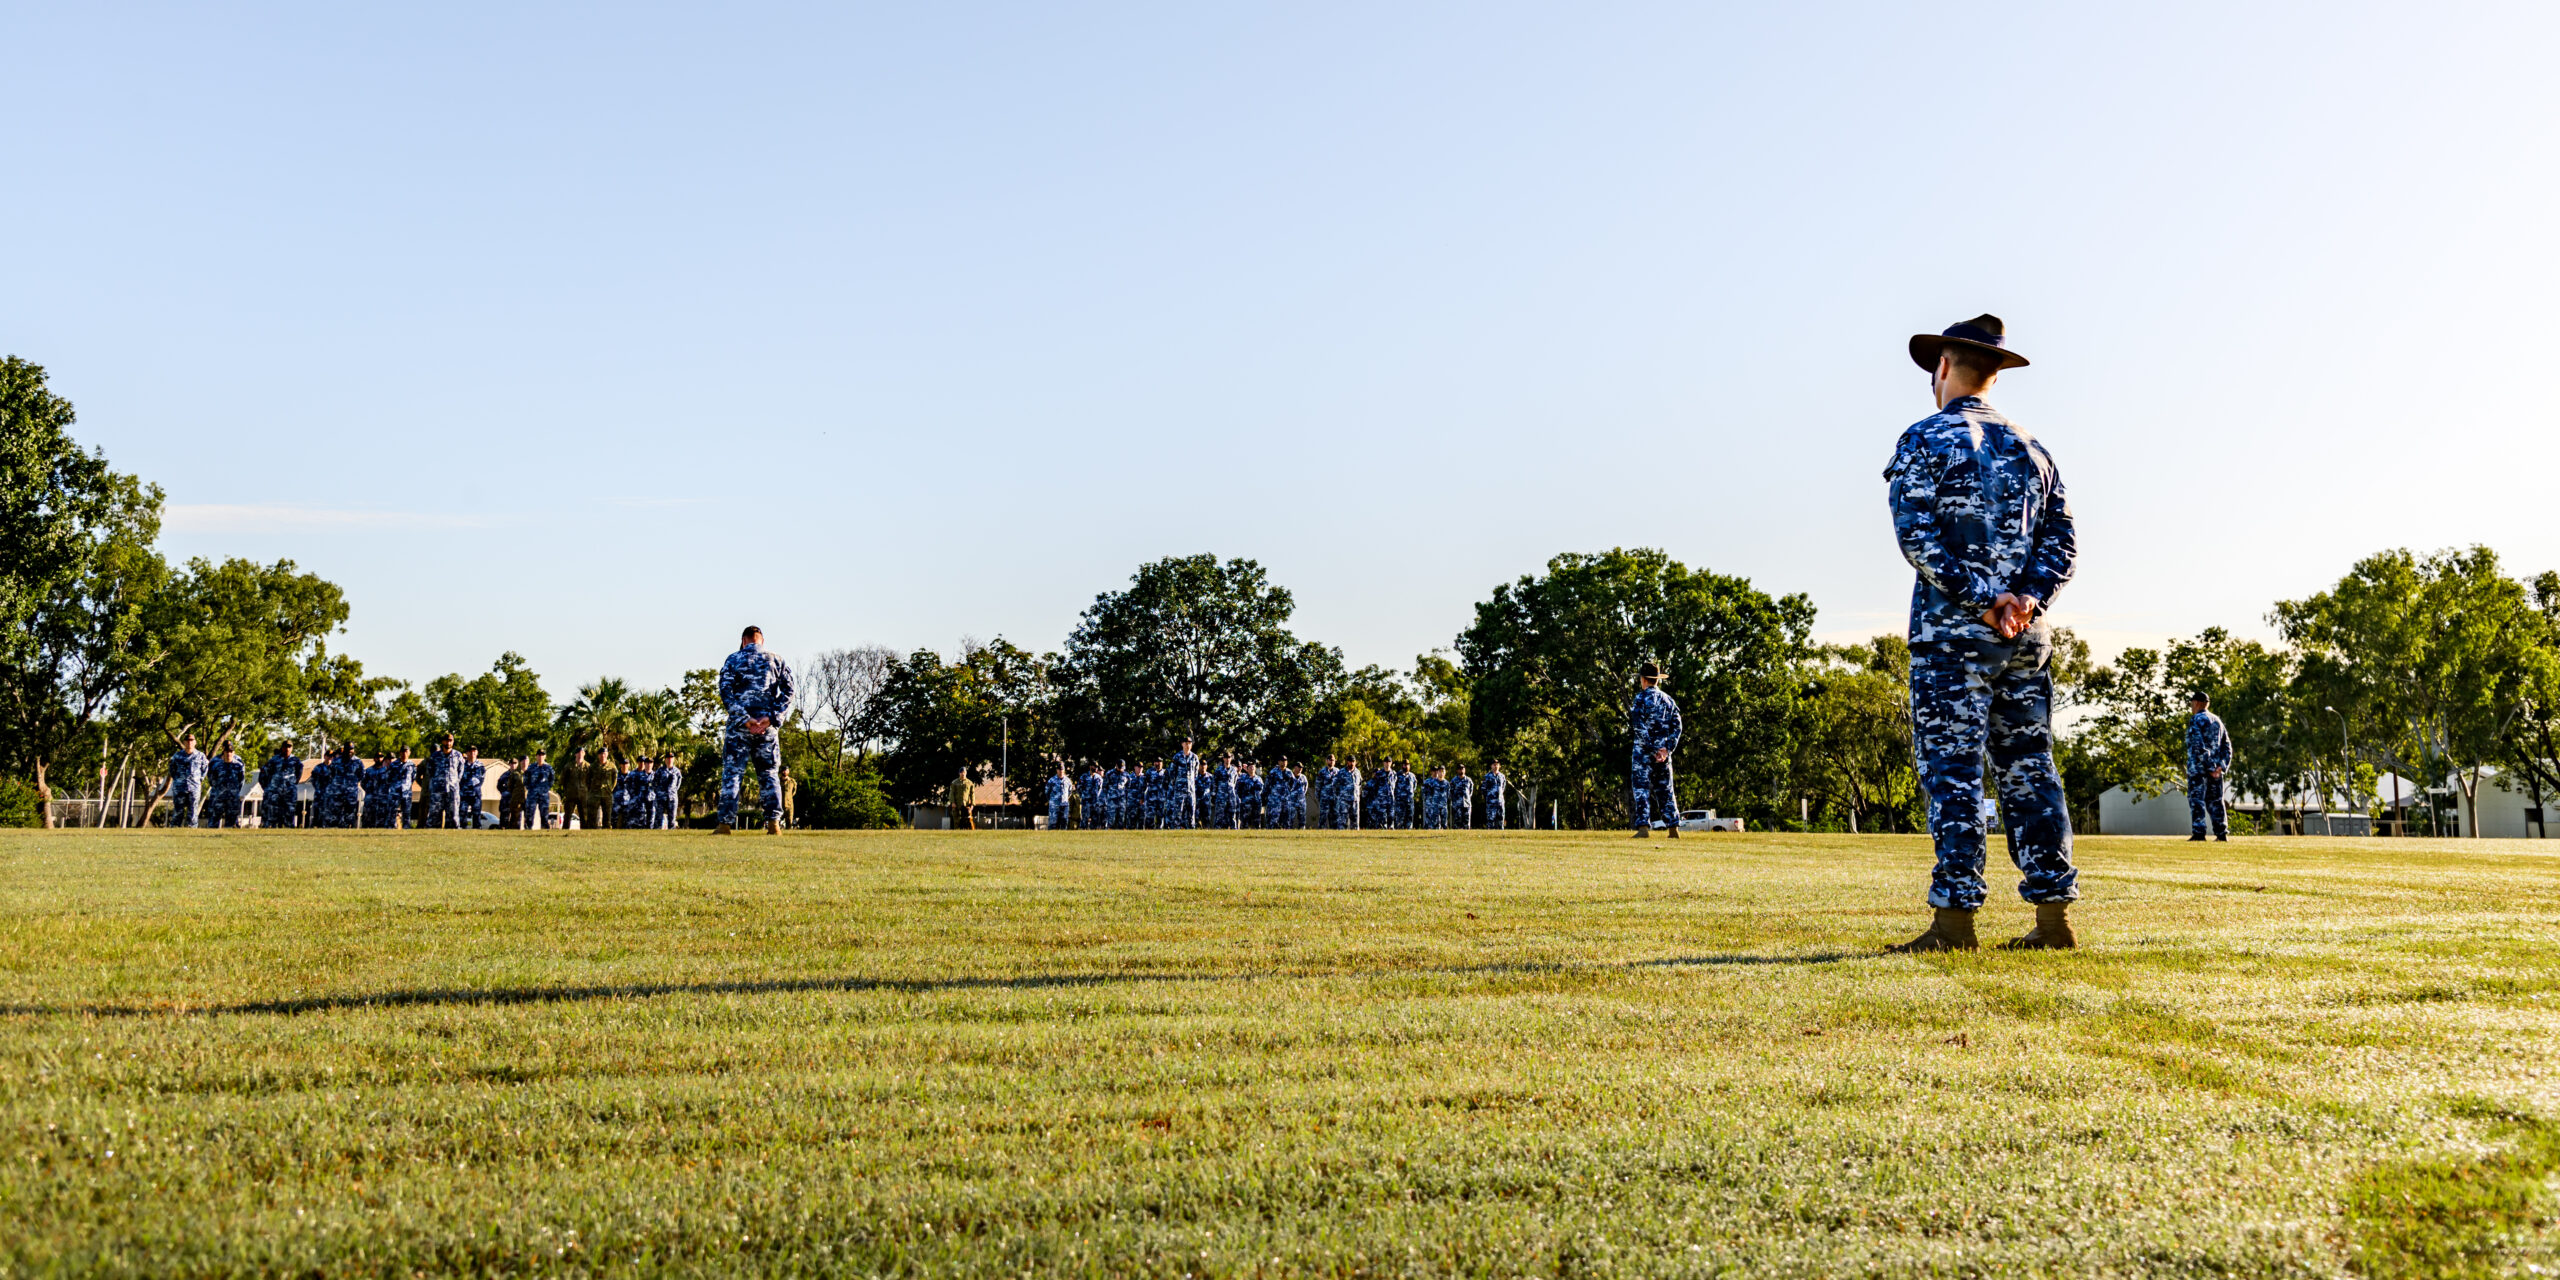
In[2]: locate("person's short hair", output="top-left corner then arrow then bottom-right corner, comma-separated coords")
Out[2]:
741,625 -> 762,642
1941,343 -> 2005,380
2189,692 -> 2211,705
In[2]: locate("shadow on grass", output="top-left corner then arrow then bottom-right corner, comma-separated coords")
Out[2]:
2,953 -> 1868,1020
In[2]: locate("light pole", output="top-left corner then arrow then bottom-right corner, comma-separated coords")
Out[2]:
2323,705 -> 2352,816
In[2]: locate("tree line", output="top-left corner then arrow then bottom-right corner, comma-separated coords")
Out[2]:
7,353 -> 2553,834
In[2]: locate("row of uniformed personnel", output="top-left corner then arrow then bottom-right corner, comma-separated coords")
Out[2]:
1039,741 -> 1514,831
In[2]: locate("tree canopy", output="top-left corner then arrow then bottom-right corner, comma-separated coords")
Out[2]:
1459,548 -> 1815,828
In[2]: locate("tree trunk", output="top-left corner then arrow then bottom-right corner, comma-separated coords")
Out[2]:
34,760 -> 50,829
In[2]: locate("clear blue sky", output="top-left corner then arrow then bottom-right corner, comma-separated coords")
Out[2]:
6,3 -> 2555,695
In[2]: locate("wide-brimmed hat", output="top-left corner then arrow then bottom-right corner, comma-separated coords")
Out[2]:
1909,313 -> 2030,373
1638,661 -> 1666,682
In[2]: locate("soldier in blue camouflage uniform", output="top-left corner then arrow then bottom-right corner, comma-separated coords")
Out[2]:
525,751 -> 555,829
1885,315 -> 2079,952
1078,763 -> 1103,829
1448,766 -> 1473,830
2185,693 -> 2233,842
1390,762 -> 1414,829
1629,661 -> 1684,838
162,735 -> 208,828
654,754 -> 683,828
300,749 -> 332,826
258,742 -> 301,828
716,626 -> 795,834
386,747 -> 417,828
358,755 -> 388,827
457,749 -> 488,829
1168,740 -> 1199,828
627,759 -> 654,827
1232,761 -> 1258,828
205,746 -> 246,827
1045,761 -> 1072,830
1364,761 -> 1389,829
326,747 -> 366,828
421,735 -> 463,829
1481,762 -> 1508,830
1202,754 -> 1232,828
1420,766 -> 1447,829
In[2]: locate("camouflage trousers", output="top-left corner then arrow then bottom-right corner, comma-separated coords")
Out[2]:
1911,633 -> 2078,909
1047,799 -> 1068,830
207,788 -> 242,828
421,785 -> 460,829
527,793 -> 551,829
1630,758 -> 1677,832
718,727 -> 781,827
169,786 -> 201,828
1169,790 -> 1195,829
2187,774 -> 2227,837
1483,794 -> 1505,829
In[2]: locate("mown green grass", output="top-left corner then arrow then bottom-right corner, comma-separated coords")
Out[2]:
3,829 -> 2557,1277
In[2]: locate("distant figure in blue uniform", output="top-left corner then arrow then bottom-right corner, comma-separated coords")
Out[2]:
2186,693 -> 2233,842
1628,661 -> 1683,838
716,625 -> 795,835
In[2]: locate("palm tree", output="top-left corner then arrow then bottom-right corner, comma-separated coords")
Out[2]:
553,677 -> 638,762
626,689 -> 694,759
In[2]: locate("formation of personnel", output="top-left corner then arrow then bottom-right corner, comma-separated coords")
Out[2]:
1034,742 -> 1514,831
150,734 -> 699,831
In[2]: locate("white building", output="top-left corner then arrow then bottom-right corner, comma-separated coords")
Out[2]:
2098,769 -> 2552,838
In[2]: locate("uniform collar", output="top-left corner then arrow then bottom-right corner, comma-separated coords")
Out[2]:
1940,394 -> 1994,414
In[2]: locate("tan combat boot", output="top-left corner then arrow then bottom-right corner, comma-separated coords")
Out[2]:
764,819 -> 781,835
1888,908 -> 1978,953
714,822 -> 733,835
2003,902 -> 2077,950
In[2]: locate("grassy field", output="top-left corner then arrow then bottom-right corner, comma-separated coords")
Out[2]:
3,828 -> 2557,1278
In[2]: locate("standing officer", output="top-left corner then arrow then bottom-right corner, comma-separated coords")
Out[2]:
656,754 -> 684,828
1393,761 -> 1417,829
1629,662 -> 1684,839
1482,762 -> 1508,829
1449,765 -> 1474,830
2186,693 -> 2233,842
325,746 -> 365,827
458,749 -> 488,829
386,747 -> 417,828
258,740 -> 302,828
1886,314 -> 2079,953
206,745 -> 246,827
1237,760 -> 1264,828
1169,738 -> 1199,828
526,750 -> 556,829
422,734 -> 463,829
1045,760 -> 1073,830
1079,761 -> 1104,829
497,759 -> 524,830
583,749 -> 616,829
164,734 -> 208,828
716,625 -> 795,835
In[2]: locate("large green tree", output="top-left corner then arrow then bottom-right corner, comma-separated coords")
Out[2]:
1047,555 -> 1346,765
2275,547 -> 2541,836
112,557 -> 354,755
1792,636 -> 1920,833
423,653 -> 553,758
1458,548 -> 1814,829
857,640 -> 1052,805
0,356 -> 165,801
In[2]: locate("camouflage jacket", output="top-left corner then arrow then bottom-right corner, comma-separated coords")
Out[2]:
1884,395 -> 2076,648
